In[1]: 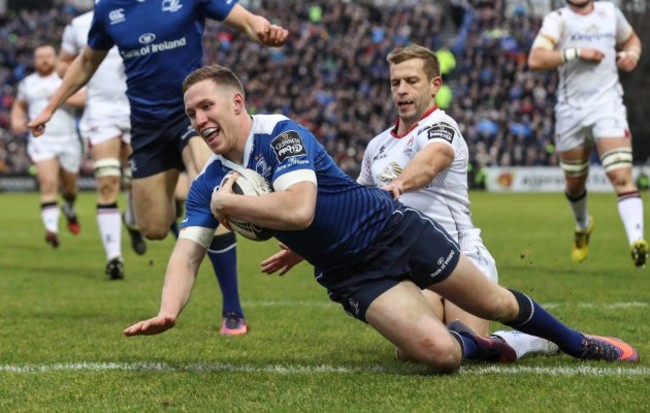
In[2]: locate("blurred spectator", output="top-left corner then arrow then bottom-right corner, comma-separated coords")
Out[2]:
0,0 -> 592,180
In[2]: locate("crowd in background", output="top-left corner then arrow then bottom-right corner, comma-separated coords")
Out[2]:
0,0 -> 561,179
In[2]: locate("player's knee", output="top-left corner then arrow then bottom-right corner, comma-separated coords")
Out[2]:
94,158 -> 121,180
96,175 -> 120,201
409,336 -> 462,372
140,224 -> 169,241
560,159 -> 589,181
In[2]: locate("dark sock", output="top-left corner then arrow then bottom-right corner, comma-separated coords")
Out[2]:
449,331 -> 479,360
505,289 -> 584,357
207,232 -> 243,318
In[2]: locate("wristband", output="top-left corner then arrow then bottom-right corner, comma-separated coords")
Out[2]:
625,47 -> 641,60
562,48 -> 581,63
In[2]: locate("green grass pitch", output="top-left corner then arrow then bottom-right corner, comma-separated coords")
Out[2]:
0,191 -> 648,412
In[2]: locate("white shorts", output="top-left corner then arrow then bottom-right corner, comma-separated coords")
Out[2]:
464,244 -> 498,283
28,134 -> 82,172
79,111 -> 131,147
555,100 -> 629,152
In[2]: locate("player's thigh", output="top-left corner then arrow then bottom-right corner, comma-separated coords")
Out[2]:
131,169 -> 180,239
35,158 -> 60,197
182,136 -> 211,180
366,281 -> 458,365
430,254 -> 518,322
90,136 -> 122,161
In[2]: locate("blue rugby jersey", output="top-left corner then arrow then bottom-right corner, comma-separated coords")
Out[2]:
181,114 -> 397,272
88,0 -> 236,124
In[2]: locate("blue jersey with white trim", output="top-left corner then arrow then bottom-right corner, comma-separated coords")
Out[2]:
88,0 -> 236,124
181,114 -> 398,271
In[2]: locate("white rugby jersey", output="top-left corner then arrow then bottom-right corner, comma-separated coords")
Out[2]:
358,107 -> 484,252
61,11 -> 129,117
17,72 -> 77,138
538,2 -> 633,108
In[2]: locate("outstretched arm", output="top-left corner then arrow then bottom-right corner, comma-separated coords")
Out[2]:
27,46 -> 106,136
383,142 -> 454,198
224,4 -> 289,47
123,237 -> 206,336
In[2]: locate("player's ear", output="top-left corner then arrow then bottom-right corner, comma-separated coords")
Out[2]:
233,92 -> 245,115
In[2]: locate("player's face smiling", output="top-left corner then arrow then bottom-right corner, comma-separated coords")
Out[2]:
185,79 -> 238,155
390,59 -> 437,130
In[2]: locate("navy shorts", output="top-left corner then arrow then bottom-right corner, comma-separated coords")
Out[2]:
316,206 -> 461,323
128,111 -> 198,179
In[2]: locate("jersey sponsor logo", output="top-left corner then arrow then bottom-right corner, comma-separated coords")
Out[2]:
378,162 -> 401,184
162,0 -> 183,12
109,8 -> 125,24
271,131 -> 307,162
120,36 -> 187,59
138,33 -> 156,45
430,250 -> 455,278
570,24 -> 614,42
426,123 -> 455,143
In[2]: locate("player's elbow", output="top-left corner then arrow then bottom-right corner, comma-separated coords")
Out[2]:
527,56 -> 543,71
291,206 -> 315,229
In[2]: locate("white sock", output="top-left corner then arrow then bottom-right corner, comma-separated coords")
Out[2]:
41,203 -> 59,233
617,193 -> 644,244
491,330 -> 558,359
97,204 -> 122,260
566,191 -> 589,230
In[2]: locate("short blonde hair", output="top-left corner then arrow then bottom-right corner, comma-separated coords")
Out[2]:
182,64 -> 245,97
386,44 -> 441,80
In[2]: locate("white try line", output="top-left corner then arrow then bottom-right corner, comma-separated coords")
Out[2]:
243,301 -> 649,309
1,362 -> 648,376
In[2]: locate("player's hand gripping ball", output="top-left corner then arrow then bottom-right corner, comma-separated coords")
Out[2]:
219,168 -> 275,241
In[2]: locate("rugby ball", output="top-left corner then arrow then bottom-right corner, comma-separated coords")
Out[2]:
219,168 -> 275,241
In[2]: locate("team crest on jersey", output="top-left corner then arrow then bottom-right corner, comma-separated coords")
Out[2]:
403,136 -> 415,155
254,156 -> 272,180
271,131 -> 307,163
426,122 -> 455,143
162,0 -> 183,12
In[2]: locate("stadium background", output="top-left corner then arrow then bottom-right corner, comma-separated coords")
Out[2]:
0,0 -> 648,189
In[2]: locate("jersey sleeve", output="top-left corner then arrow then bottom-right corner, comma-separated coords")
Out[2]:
419,121 -> 458,151
60,23 -> 79,55
201,0 -> 239,21
16,79 -> 26,101
265,121 -> 318,191
180,174 -> 220,231
537,11 -> 563,49
614,6 -> 634,45
357,139 -> 377,187
87,8 -> 115,51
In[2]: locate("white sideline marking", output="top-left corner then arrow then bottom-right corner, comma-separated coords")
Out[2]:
1,362 -> 649,376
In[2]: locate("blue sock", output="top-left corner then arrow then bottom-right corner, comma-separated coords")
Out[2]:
505,289 -> 584,357
449,331 -> 479,359
207,232 -> 244,318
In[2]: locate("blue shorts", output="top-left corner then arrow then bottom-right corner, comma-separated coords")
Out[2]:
128,111 -> 198,179
316,206 -> 461,323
